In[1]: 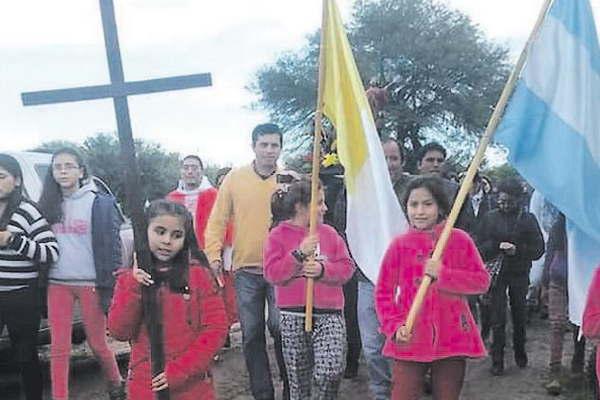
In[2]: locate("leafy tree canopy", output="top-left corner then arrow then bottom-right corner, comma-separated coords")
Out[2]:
252,0 -> 510,164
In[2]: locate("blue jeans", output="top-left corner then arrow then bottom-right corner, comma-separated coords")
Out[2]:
358,280 -> 391,400
235,270 -> 287,400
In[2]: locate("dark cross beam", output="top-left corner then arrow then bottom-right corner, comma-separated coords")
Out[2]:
21,2 -> 212,399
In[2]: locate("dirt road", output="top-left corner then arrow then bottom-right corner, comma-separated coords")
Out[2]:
1,315 -> 597,399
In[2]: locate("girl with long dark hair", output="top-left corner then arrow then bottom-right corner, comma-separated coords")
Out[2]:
0,153 -> 59,400
38,148 -> 124,400
108,199 -> 228,399
375,176 -> 490,400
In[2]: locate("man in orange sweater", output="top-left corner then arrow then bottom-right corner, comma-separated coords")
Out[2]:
205,123 -> 288,400
166,155 -> 217,249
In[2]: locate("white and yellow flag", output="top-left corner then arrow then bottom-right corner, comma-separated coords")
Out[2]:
321,0 -> 408,283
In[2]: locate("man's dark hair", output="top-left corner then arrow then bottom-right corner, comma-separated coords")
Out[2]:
401,176 -> 450,220
497,177 -> 523,198
182,155 -> 204,169
382,138 -> 405,163
416,142 -> 447,164
252,123 -> 283,147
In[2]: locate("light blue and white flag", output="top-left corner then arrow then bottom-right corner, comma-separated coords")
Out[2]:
495,0 -> 600,325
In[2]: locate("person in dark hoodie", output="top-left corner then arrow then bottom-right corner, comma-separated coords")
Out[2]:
476,178 -> 544,376
39,148 -> 124,400
0,154 -> 59,400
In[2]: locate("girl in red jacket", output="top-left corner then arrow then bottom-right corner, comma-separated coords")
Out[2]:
375,176 -> 490,400
108,200 -> 228,400
264,179 -> 354,400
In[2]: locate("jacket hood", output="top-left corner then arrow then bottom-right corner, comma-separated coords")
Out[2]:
174,176 -> 213,194
64,180 -> 97,200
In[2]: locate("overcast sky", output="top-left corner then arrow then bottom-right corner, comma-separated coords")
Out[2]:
1,0 -> 598,166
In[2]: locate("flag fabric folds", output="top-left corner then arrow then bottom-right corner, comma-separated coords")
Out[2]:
321,0 -> 408,284
495,0 -> 600,325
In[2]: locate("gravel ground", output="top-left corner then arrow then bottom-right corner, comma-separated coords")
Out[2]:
1,315 -> 597,399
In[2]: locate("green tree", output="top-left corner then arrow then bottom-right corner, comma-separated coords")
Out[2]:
81,133 -> 181,212
252,0 -> 510,161
31,140 -> 80,154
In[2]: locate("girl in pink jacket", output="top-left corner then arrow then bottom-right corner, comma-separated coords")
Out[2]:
376,176 -> 490,400
264,179 -> 354,400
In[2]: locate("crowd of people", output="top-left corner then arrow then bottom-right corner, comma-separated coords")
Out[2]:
0,122 -> 598,399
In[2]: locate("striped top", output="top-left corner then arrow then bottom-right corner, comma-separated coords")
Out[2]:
0,201 -> 59,292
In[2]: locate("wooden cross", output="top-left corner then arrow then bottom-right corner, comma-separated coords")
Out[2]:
21,2 -> 212,398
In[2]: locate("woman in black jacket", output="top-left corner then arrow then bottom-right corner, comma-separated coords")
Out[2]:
0,154 -> 59,400
476,178 -> 544,376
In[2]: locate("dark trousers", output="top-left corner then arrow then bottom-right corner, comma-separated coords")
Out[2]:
391,358 -> 466,400
234,270 -> 288,400
490,274 -> 529,361
343,273 -> 361,370
0,285 -> 43,400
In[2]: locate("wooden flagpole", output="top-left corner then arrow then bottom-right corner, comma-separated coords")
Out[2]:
305,0 -> 329,332
403,0 -> 555,334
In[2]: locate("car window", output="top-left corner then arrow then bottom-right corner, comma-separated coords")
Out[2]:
35,164 -> 50,181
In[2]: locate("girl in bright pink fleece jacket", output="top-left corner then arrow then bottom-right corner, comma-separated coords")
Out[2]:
375,176 -> 490,400
264,179 -> 354,400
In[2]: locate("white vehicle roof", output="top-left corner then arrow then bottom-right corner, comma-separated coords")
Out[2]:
4,151 -> 51,202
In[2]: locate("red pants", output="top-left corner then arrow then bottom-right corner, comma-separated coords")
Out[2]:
48,284 -> 121,400
392,358 -> 466,400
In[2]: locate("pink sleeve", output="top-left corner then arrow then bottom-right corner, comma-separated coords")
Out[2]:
263,230 -> 302,285
375,240 -> 404,338
319,230 -> 355,286
583,268 -> 600,342
436,231 -> 491,295
107,272 -> 143,341
165,270 -> 228,389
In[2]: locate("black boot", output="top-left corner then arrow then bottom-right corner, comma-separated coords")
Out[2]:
515,346 -> 528,369
344,362 -> 359,379
491,351 -> 504,376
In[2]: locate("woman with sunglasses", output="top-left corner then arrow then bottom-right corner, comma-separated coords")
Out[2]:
476,177 -> 544,376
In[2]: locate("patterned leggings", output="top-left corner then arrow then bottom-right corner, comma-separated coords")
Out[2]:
280,312 -> 346,400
